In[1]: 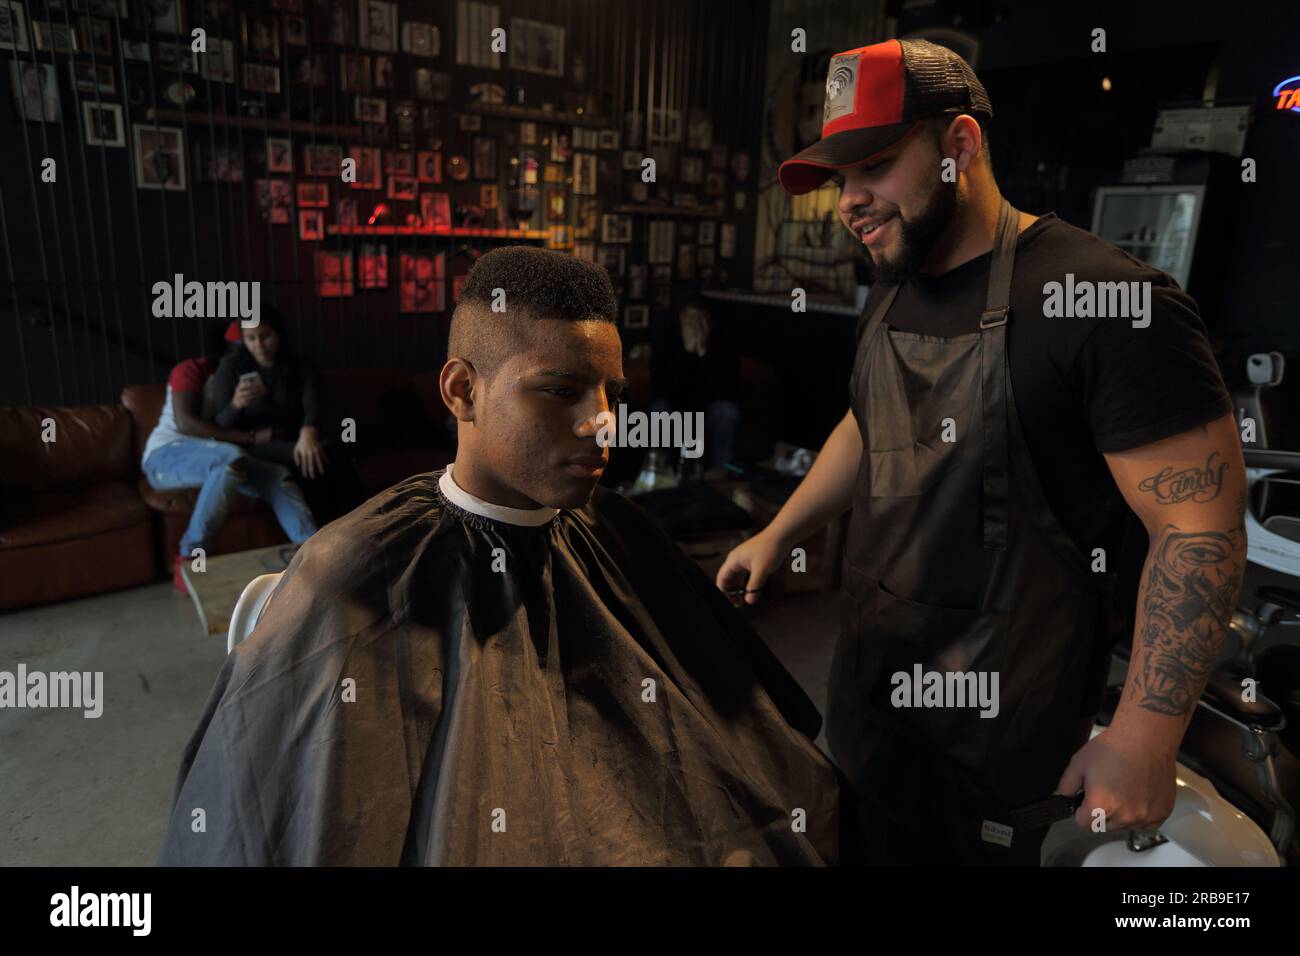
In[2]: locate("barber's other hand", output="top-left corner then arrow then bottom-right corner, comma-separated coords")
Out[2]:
715,530 -> 784,607
293,427 -> 327,480
1055,725 -> 1177,834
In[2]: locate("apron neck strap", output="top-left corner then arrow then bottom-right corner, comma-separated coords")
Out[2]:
980,198 -> 1019,328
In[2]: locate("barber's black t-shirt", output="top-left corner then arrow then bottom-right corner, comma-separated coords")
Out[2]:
856,212 -> 1232,568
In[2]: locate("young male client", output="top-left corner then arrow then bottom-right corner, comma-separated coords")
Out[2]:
159,246 -> 845,866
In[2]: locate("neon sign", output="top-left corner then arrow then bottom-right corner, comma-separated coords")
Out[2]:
1274,75 -> 1300,112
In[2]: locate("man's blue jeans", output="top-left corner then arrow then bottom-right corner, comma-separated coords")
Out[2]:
143,438 -> 319,557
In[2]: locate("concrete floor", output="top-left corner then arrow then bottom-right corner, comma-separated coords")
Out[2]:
0,578 -> 838,866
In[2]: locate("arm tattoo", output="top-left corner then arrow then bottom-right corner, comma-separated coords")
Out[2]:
1137,452 -> 1229,505
1129,512 -> 1246,717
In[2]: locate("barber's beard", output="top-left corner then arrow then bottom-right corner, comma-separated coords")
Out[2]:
860,178 -> 960,286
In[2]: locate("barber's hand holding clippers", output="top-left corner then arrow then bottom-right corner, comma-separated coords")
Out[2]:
715,529 -> 784,606
1052,723 -> 1177,835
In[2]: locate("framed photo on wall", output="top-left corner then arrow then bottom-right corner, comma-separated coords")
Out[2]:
384,149 -> 414,175
572,153 -> 596,195
312,0 -> 353,45
420,191 -> 450,228
546,189 -> 565,221
243,62 -> 280,93
82,100 -> 124,146
627,263 -> 646,299
623,305 -> 649,329
599,213 -> 631,244
32,20 -> 77,52
298,209 -> 325,240
354,96 -> 386,123
296,182 -> 328,207
283,15 -> 307,46
240,13 -> 279,59
348,145 -> 382,189
401,19 -> 437,56
155,39 -> 197,72
0,2 -> 32,52
358,0 -> 397,52
387,175 -> 416,200
647,220 -> 675,264
204,37 -> 236,82
597,246 -> 625,276
75,15 -> 111,55
133,124 -> 186,190
303,144 -> 341,176
471,136 -> 496,181
290,51 -> 327,86
315,251 -> 354,297
335,197 -> 358,227
339,52 -> 370,91
359,243 -> 388,288
255,178 -> 292,223
150,0 -> 183,33
399,251 -> 445,313
373,53 -> 393,89
68,59 -> 115,95
196,143 -> 243,182
416,150 -> 440,183
266,137 -> 293,172
508,17 -> 563,76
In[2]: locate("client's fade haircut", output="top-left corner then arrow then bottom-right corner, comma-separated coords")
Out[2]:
449,245 -> 620,377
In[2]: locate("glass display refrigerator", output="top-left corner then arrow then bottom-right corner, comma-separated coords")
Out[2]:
1089,183 -> 1206,291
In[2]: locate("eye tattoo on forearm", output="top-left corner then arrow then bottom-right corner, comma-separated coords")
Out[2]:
1129,506 -> 1246,717
1138,452 -> 1229,505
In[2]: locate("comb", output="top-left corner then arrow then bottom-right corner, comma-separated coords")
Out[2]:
1008,790 -> 1086,831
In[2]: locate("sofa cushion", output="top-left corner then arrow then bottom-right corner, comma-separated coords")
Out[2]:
0,405 -> 135,493
0,481 -> 150,549
120,383 -> 166,462
0,520 -> 155,612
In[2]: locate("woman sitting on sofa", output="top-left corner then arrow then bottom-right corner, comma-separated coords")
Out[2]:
210,306 -> 364,524
142,319 -> 319,592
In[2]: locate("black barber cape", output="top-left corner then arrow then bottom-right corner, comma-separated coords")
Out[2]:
158,468 -> 843,865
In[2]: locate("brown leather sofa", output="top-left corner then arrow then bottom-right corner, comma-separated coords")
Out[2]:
1,368 -> 452,612
0,405 -> 156,611
122,367 -> 453,566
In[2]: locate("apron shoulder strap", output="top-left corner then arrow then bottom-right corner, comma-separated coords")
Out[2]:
979,199 -> 1019,551
856,282 -> 900,344
850,283 -> 901,403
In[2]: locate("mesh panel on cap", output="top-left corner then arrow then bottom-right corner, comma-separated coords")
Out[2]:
900,38 -> 993,121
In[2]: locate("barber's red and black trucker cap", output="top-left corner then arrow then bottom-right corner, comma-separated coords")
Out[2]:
778,38 -> 993,195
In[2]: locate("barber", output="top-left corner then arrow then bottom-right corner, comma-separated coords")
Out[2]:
717,38 -> 1246,864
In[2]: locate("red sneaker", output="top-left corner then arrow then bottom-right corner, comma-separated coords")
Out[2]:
172,555 -> 189,594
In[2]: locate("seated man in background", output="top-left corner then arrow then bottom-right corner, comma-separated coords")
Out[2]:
649,294 -> 743,476
141,320 -> 318,592
159,246 -> 847,866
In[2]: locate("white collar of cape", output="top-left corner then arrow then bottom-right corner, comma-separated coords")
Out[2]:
439,462 -> 560,527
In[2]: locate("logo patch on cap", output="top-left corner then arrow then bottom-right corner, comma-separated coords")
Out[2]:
824,54 -> 858,123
